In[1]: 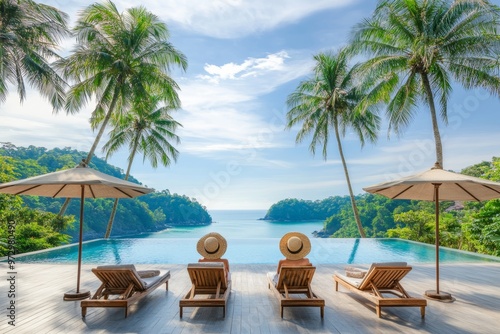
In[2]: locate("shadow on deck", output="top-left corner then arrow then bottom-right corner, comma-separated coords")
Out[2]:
1,262 -> 499,333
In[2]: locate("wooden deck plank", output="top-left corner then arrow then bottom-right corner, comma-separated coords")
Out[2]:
1,262 -> 499,333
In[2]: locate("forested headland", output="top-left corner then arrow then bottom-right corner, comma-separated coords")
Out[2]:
2,144 -> 500,259
264,158 -> 500,257
0,144 -> 211,256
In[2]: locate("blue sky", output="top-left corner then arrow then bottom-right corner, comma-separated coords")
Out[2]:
2,0 -> 500,210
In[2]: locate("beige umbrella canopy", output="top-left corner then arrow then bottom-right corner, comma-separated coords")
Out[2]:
0,161 -> 154,300
364,163 -> 500,300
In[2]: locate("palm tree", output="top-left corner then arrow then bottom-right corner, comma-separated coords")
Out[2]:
349,0 -> 500,167
99,95 -> 181,238
57,0 -> 187,215
0,0 -> 69,109
286,50 -> 382,238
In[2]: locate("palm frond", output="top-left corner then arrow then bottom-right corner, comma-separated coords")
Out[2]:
386,72 -> 419,135
0,0 -> 69,109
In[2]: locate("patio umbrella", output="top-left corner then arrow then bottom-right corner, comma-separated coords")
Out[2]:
0,161 -> 154,300
363,162 -> 500,300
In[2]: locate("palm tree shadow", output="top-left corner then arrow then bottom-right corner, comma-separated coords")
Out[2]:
347,238 -> 360,264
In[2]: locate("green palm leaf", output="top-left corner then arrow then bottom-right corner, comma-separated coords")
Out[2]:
286,49 -> 383,238
55,0 -> 187,217
0,0 -> 69,109
350,0 -> 500,166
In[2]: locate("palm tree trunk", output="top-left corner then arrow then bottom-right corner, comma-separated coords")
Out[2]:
421,72 -> 443,168
104,198 -> 121,239
333,118 -> 366,238
104,142 -> 138,238
58,89 -> 121,217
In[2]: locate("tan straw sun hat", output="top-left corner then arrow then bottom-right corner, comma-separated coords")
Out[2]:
279,232 -> 311,260
197,232 -> 227,259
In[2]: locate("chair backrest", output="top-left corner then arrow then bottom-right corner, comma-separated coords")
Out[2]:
358,262 -> 411,290
187,262 -> 228,289
276,266 -> 316,290
92,264 -> 146,291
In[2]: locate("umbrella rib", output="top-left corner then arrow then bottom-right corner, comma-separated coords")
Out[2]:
114,187 -> 134,198
391,185 -> 414,199
88,185 -> 96,199
53,185 -> 67,198
455,183 -> 480,201
6,185 -> 42,195
481,184 -> 500,197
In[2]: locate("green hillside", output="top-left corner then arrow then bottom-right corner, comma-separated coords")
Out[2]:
0,144 -> 211,255
263,158 -> 500,257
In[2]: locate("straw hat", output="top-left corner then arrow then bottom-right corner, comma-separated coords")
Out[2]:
279,232 -> 311,260
197,232 -> 227,259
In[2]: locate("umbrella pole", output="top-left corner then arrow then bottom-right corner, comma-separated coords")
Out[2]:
76,187 -> 84,293
435,187 -> 440,294
425,184 -> 452,301
63,186 -> 91,301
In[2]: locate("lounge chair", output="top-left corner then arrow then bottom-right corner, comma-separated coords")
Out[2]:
333,262 -> 427,318
179,262 -> 231,318
81,264 -> 170,318
267,266 -> 325,318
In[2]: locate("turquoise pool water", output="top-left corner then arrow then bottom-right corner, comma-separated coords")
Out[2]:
12,238 -> 499,265
8,210 -> 500,264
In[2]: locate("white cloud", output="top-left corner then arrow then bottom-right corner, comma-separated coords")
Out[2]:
176,51 -> 312,156
0,91 -> 98,152
201,51 -> 289,83
139,0 -> 358,38
1,34 -> 313,170
42,0 -> 359,39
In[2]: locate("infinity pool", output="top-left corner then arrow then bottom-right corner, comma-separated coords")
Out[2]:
11,238 -> 500,264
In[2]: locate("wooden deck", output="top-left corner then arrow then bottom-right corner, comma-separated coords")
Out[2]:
1,262 -> 499,333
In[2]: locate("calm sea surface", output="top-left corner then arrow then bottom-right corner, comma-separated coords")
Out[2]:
12,210 -> 500,264
147,210 -> 324,239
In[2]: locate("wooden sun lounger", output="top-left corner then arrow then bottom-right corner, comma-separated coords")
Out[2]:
179,262 -> 231,318
81,264 -> 170,318
267,266 -> 325,318
333,262 -> 427,318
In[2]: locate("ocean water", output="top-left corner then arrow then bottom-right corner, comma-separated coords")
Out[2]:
146,210 -> 324,239
11,210 -> 500,264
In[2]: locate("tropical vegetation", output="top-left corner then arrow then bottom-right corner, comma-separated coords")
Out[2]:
56,0 -> 187,216
0,157 -> 74,257
0,144 -> 211,256
264,197 -> 352,221
0,0 -> 69,110
96,95 -> 181,238
265,157 -> 500,257
349,0 -> 500,168
286,49 -> 383,238
2,0 -> 500,260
